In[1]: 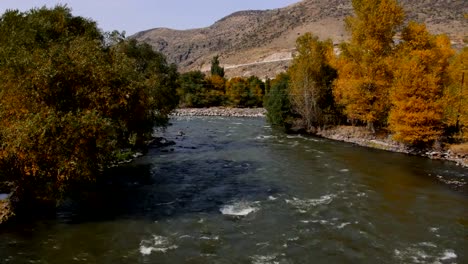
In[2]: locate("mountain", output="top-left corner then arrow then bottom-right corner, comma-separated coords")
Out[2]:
132,0 -> 467,78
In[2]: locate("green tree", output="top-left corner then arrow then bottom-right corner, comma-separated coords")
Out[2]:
288,33 -> 337,130
264,73 -> 294,129
210,55 -> 225,78
177,71 -> 208,107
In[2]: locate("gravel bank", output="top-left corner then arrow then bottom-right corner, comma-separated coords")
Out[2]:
172,107 -> 266,117
317,126 -> 467,168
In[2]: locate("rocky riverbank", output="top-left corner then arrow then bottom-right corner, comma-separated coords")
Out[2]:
317,126 -> 468,168
171,107 -> 266,117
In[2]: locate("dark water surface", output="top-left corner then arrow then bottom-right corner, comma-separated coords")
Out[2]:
1,117 -> 467,263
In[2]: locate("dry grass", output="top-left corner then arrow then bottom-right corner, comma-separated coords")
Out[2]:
449,143 -> 468,156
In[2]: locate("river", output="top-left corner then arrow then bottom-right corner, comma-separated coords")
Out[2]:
0,116 -> 467,263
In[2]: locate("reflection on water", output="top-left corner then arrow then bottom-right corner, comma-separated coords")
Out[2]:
0,116 -> 467,264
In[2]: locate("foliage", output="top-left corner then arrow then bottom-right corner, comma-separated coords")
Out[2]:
443,47 -> 468,141
225,77 -> 264,107
264,73 -> 294,129
205,75 -> 227,106
333,0 -> 404,130
177,71 -> 226,107
288,33 -> 338,130
177,71 -> 208,107
0,6 -> 178,202
388,22 -> 454,145
210,55 -> 225,78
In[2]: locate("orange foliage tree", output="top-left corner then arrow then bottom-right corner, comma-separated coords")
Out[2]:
333,0 -> 404,131
388,22 -> 454,145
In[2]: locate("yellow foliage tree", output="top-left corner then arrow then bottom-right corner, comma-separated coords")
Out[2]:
389,22 -> 454,145
205,74 -> 226,106
444,47 -> 468,141
333,0 -> 404,130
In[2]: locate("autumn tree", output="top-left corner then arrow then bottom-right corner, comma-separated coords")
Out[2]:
333,0 -> 404,131
226,77 -> 249,107
444,48 -> 468,141
0,6 -> 178,203
388,22 -> 454,146
288,33 -> 337,130
205,74 -> 226,106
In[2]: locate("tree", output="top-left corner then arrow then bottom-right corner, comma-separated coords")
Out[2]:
226,77 -> 249,107
225,76 -> 264,107
210,55 -> 225,78
177,71 -> 207,107
388,22 -> 454,146
333,0 -> 404,130
444,48 -> 468,141
264,73 -> 294,129
0,6 -> 178,203
288,33 -> 337,130
205,74 -> 226,106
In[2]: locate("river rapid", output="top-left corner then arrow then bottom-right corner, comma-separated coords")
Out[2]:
0,116 -> 467,263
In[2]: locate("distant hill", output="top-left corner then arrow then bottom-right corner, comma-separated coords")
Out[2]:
132,0 -> 467,78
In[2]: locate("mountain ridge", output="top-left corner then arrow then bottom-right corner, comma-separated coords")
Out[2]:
133,0 -> 467,78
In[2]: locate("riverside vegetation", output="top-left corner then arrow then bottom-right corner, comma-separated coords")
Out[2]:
0,0 -> 467,223
0,6 -> 180,222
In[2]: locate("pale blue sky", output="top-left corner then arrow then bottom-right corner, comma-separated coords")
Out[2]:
0,0 -> 300,36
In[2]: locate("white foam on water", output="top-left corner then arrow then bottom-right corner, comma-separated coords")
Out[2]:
440,250 -> 457,261
139,235 -> 178,256
394,245 -> 457,264
250,254 -> 279,264
340,169 -> 349,172
419,242 -> 437,248
286,194 -> 336,212
337,222 -> 351,229
268,196 -> 277,201
220,201 -> 259,216
200,235 -> 219,241
256,135 -> 275,140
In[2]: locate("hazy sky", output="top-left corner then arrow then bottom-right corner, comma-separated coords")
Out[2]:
0,0 -> 300,36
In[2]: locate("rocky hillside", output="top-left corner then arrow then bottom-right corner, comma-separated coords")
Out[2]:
133,0 -> 467,78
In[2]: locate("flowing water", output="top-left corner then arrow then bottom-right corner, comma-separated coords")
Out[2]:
0,116 -> 467,264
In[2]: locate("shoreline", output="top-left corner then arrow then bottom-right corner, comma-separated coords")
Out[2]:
316,126 -> 467,168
